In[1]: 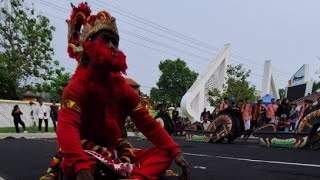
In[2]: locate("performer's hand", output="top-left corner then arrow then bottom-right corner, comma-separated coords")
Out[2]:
175,153 -> 190,180
76,169 -> 94,180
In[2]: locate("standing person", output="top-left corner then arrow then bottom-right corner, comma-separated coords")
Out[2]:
200,108 -> 207,121
242,98 -> 252,131
266,98 -> 278,124
175,117 -> 185,136
156,106 -> 174,135
35,99 -> 49,132
208,110 -> 214,121
229,97 -> 236,109
237,99 -> 244,111
289,103 -> 299,131
219,97 -> 229,112
171,105 -> 179,123
50,100 -> 59,132
11,105 -> 26,133
304,100 -> 314,116
185,118 -> 192,128
298,99 -> 309,120
314,97 -> 320,109
171,105 -> 179,135
251,99 -> 265,130
202,114 -> 211,131
276,98 -> 291,131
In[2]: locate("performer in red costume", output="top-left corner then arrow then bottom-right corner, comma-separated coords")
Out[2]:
40,2 -> 190,180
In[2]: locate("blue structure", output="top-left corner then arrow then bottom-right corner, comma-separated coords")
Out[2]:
262,94 -> 275,106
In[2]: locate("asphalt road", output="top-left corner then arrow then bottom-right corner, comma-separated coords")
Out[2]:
0,136 -> 319,180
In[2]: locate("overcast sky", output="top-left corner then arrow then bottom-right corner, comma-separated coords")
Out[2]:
30,0 -> 320,94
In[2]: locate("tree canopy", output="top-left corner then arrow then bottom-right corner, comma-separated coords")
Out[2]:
150,58 -> 198,105
41,72 -> 71,102
312,81 -> 320,93
278,88 -> 285,99
0,0 -> 64,100
208,64 -> 257,108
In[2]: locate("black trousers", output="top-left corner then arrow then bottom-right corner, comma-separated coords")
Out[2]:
39,118 -> 48,132
51,116 -> 57,132
14,119 -> 25,133
250,120 -> 258,130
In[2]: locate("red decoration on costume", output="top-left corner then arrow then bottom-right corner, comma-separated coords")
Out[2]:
55,2 -> 181,179
67,2 -> 91,60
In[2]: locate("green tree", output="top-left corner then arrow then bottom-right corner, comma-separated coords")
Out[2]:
150,58 -> 198,105
41,72 -> 71,102
312,81 -> 320,92
0,0 -> 64,99
279,88 -> 285,99
207,88 -> 223,109
208,64 -> 257,108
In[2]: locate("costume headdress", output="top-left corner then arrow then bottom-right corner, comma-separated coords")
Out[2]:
66,2 -> 119,61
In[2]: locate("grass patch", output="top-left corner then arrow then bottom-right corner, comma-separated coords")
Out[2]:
0,125 -> 55,133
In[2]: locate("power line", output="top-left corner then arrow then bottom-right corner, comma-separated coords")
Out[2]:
92,0 -> 221,51
33,4 -> 204,73
36,0 -> 212,68
117,19 -> 215,56
46,0 -> 291,80
121,30 -> 210,64
86,0 -> 291,80
122,37 -> 205,67
90,0 -> 293,78
36,0 -> 290,88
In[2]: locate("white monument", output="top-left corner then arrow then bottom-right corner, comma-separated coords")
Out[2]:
180,44 -> 230,122
261,60 -> 280,99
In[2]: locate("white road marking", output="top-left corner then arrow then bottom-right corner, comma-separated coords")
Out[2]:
45,144 -> 320,168
215,156 -> 320,168
183,152 -> 213,157
193,166 -> 207,169
182,152 -> 320,168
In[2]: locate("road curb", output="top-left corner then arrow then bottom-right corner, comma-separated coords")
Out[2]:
0,133 -> 57,139
0,132 -> 135,139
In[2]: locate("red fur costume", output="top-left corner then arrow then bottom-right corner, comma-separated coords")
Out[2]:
45,2 -> 182,180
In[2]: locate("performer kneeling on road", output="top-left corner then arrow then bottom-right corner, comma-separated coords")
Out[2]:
40,2 -> 190,180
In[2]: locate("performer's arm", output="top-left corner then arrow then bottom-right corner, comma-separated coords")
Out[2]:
56,91 -> 90,174
125,87 -> 181,157
130,106 -> 181,157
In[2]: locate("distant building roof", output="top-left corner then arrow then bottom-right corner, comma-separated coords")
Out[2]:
292,92 -> 320,106
125,78 -> 140,87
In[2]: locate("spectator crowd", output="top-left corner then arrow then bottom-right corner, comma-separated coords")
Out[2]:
11,99 -> 59,133
199,96 -> 320,133
11,96 -> 320,135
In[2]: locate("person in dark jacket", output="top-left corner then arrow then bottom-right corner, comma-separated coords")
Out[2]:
50,100 -> 59,132
175,117 -> 185,136
303,100 -> 315,116
276,98 -> 291,131
11,105 -> 26,133
171,105 -> 179,123
155,106 -> 174,135
200,108 -> 207,121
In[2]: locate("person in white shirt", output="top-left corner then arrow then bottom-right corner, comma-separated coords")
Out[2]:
202,114 -> 211,131
35,99 -> 49,132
